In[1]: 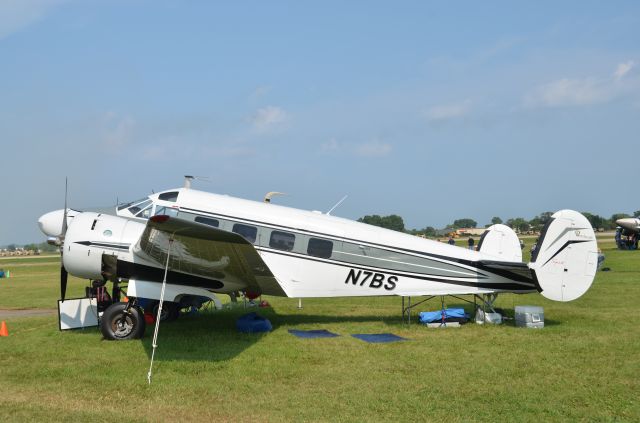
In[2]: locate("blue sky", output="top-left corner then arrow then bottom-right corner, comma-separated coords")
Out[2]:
1,1 -> 639,245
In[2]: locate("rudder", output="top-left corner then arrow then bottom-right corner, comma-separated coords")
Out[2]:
529,210 -> 598,302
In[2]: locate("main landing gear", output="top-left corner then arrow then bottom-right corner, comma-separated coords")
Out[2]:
100,301 -> 146,340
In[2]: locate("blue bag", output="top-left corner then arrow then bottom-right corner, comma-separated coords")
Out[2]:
236,312 -> 272,333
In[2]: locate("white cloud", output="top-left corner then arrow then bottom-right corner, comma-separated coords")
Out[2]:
354,141 -> 392,157
424,100 -> 471,122
525,77 -> 610,107
614,61 -> 634,80
525,61 -> 639,108
0,0 -> 66,40
250,106 -> 289,132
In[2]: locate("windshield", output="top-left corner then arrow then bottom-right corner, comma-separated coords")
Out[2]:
125,199 -> 152,215
117,197 -> 149,211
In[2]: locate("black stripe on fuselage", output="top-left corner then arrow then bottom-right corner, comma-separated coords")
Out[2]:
181,205 -> 535,286
116,260 -> 224,290
179,206 -> 495,275
74,241 -> 130,251
256,247 -> 536,291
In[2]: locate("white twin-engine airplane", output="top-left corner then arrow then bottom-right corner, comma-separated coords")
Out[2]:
38,183 -> 599,341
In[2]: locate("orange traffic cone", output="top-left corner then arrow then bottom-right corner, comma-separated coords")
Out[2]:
0,321 -> 8,337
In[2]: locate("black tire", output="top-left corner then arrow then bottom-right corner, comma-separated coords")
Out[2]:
100,302 -> 145,340
152,301 -> 180,322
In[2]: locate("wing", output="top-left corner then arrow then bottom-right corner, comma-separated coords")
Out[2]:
132,215 -> 286,296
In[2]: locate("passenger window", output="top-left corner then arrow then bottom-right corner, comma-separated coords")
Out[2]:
308,238 -> 333,258
232,223 -> 257,243
269,231 -> 295,251
158,191 -> 179,202
195,216 -> 219,228
154,206 -> 179,217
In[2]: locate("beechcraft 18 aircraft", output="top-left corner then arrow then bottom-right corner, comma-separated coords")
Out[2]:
38,178 -> 599,342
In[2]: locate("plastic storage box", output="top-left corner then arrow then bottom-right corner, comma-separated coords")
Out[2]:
515,305 -> 544,328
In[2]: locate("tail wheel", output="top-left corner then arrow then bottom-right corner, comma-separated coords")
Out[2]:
101,302 -> 145,340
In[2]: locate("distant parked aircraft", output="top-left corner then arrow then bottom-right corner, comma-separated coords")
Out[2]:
616,218 -> 640,235
615,218 -> 639,250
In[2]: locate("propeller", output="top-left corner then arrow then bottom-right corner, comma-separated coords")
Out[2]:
60,178 -> 68,302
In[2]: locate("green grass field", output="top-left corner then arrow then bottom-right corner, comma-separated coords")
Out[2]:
0,238 -> 638,422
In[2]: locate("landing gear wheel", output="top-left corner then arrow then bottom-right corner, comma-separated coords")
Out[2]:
152,302 -> 180,322
100,302 -> 145,340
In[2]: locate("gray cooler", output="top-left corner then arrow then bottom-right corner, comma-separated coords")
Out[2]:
515,305 -> 544,328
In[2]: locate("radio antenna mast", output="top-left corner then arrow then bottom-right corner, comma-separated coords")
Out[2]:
326,195 -> 348,215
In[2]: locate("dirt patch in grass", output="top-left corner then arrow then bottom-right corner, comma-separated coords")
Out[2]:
0,309 -> 56,319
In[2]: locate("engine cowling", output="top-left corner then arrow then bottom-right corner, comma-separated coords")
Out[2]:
62,212 -> 143,280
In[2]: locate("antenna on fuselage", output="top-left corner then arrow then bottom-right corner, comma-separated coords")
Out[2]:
184,175 -> 210,189
326,195 -> 348,215
264,192 -> 286,203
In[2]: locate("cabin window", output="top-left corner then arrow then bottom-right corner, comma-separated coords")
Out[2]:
232,223 -> 257,243
307,238 -> 333,259
154,206 -> 178,217
158,191 -> 179,202
195,216 -> 219,228
269,231 -> 295,251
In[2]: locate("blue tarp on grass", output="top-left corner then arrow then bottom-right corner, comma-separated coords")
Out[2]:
288,329 -> 340,338
351,333 -> 408,343
419,308 -> 468,324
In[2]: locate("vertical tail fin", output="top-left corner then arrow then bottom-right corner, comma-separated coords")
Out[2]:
529,210 -> 598,302
477,224 -> 523,262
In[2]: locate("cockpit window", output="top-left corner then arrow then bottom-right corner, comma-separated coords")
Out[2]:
158,191 -> 179,202
136,204 -> 153,219
127,199 -> 152,215
118,197 -> 148,211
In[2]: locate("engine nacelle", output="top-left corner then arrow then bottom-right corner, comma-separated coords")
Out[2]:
62,212 -> 144,280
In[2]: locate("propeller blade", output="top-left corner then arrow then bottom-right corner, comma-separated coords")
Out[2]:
62,178 -> 68,237
60,265 -> 68,302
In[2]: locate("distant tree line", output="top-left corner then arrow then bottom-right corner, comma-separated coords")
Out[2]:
2,242 -> 58,252
357,210 -> 640,236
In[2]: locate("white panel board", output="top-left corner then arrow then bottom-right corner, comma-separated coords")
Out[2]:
58,298 -> 99,330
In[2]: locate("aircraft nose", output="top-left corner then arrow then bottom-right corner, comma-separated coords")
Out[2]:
38,209 -> 65,237
616,218 -> 636,230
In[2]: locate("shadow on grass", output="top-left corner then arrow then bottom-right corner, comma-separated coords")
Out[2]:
67,303 -> 559,362
135,307 -> 405,362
